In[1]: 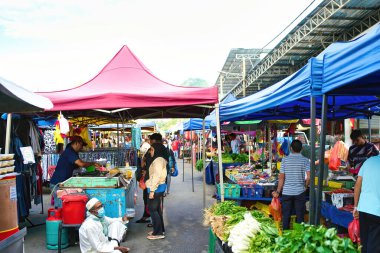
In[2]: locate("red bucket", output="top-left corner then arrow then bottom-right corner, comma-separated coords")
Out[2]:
61,195 -> 88,224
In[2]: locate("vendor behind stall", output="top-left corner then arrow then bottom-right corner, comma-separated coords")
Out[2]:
347,130 -> 379,175
50,136 -> 100,207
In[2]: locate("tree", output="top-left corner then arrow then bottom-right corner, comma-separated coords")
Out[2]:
181,78 -> 208,87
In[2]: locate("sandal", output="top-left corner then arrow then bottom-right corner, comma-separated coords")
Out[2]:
147,235 -> 165,240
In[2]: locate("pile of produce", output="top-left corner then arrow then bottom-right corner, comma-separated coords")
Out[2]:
273,223 -> 359,253
204,201 -> 360,253
204,201 -> 279,253
212,153 -> 249,163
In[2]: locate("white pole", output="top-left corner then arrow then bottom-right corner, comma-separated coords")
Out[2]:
248,125 -> 251,166
215,104 -> 224,202
344,119 -> 352,147
202,119 -> 207,209
5,113 -> 12,154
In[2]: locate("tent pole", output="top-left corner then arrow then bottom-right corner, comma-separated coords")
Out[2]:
368,116 -> 372,142
202,119 -> 207,209
248,125 -> 251,166
5,113 -> 12,154
191,131 -> 194,192
117,122 -> 120,149
316,94 -> 328,225
182,137 -> 185,182
215,103 -> 224,202
309,96 -> 316,225
268,123 -> 272,171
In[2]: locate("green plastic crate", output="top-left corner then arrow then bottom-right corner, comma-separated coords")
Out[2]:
339,180 -> 355,189
59,177 -> 119,188
208,228 -> 217,253
217,183 -> 241,198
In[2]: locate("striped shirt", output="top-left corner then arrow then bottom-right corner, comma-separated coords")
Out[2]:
280,153 -> 310,196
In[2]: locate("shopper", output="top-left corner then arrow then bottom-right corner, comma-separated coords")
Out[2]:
146,142 -> 168,240
272,140 -> 310,230
50,136 -> 100,207
353,155 -> 380,253
163,139 -> 176,195
230,133 -> 240,154
79,198 -> 130,253
171,138 -> 180,158
348,129 -> 379,175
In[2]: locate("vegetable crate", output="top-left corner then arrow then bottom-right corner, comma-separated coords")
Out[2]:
217,184 -> 241,198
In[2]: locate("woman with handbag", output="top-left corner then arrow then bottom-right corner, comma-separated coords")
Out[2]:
146,142 -> 168,240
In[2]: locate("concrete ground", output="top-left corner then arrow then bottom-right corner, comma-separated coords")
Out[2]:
24,159 -> 216,253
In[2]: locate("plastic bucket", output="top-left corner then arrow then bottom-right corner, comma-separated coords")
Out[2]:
0,176 -> 18,240
61,194 -> 88,224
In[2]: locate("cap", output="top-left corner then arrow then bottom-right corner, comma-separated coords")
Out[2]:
86,197 -> 100,210
70,135 -> 88,146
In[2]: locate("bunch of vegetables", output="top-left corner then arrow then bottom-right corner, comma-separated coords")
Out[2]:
213,201 -> 247,216
228,212 -> 262,253
272,223 -> 360,253
196,159 -> 204,172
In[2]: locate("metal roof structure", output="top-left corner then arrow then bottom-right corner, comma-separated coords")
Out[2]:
222,0 -> 380,99
215,48 -> 271,98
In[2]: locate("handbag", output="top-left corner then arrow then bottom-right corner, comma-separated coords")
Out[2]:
171,163 -> 178,177
138,171 -> 147,190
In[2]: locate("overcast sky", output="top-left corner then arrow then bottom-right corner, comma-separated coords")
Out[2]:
0,0 -> 321,92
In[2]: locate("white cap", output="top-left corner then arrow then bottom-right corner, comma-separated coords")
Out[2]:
86,197 -> 100,210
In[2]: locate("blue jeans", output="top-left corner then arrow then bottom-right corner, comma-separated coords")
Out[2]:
50,183 -> 62,208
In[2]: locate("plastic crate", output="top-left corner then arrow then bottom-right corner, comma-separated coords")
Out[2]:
254,185 -> 264,198
339,181 -> 355,189
328,181 -> 343,189
217,184 -> 241,198
325,192 -> 354,207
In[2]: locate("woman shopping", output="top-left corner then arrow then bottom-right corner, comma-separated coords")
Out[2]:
146,142 -> 168,240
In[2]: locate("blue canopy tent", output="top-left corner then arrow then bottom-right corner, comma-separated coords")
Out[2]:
182,118 -> 211,131
218,22 -> 380,224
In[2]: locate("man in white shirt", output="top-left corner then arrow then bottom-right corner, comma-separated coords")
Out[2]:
79,198 -> 130,253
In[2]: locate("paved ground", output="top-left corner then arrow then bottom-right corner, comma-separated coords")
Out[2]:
24,159 -> 216,253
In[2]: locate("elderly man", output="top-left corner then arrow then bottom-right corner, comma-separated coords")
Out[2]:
79,198 -> 130,253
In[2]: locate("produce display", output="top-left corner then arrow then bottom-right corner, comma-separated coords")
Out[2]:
273,223 -> 359,253
212,153 -> 249,163
205,201 -> 360,253
204,201 -> 279,253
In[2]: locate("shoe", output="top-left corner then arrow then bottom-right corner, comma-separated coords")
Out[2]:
148,231 -> 165,236
147,223 -> 153,227
147,235 -> 165,240
136,218 -> 150,223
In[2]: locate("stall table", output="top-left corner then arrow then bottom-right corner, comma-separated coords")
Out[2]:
321,201 -> 353,229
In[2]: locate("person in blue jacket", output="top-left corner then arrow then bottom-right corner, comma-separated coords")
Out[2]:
50,136 -> 100,207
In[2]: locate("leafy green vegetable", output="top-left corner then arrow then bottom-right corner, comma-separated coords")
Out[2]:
271,223 -> 360,253
213,201 -> 247,216
196,159 -> 204,172
249,232 -> 274,253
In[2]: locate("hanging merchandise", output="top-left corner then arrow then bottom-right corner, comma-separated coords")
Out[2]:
58,113 -> 70,136
43,130 -> 56,153
131,127 -> 141,149
53,122 -> 64,145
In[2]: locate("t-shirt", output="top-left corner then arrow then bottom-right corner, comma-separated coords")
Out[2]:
348,141 -> 379,172
231,139 -> 240,154
358,155 -> 380,217
50,146 -> 79,184
172,140 -> 179,151
280,153 -> 310,196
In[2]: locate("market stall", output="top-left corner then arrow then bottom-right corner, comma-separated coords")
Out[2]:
0,76 -> 53,252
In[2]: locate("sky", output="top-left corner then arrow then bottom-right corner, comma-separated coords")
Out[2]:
0,0 -> 322,92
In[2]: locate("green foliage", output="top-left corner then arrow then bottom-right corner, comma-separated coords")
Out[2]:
196,159 -> 204,172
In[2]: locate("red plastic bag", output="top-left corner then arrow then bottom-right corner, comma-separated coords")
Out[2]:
269,197 -> 282,221
348,218 -> 360,243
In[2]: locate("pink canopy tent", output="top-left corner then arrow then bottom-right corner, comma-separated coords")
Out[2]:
38,45 -> 218,119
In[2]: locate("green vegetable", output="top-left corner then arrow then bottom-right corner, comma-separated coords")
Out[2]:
271,223 -> 360,253
213,201 -> 247,216
196,159 -> 204,172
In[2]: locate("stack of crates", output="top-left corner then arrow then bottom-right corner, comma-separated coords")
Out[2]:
217,183 -> 241,198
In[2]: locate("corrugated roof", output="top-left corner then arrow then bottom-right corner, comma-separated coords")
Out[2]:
221,0 -> 380,98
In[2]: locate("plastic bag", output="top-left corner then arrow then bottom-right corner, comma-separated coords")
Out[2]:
328,145 -> 341,171
269,197 -> 282,221
348,218 -> 360,243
